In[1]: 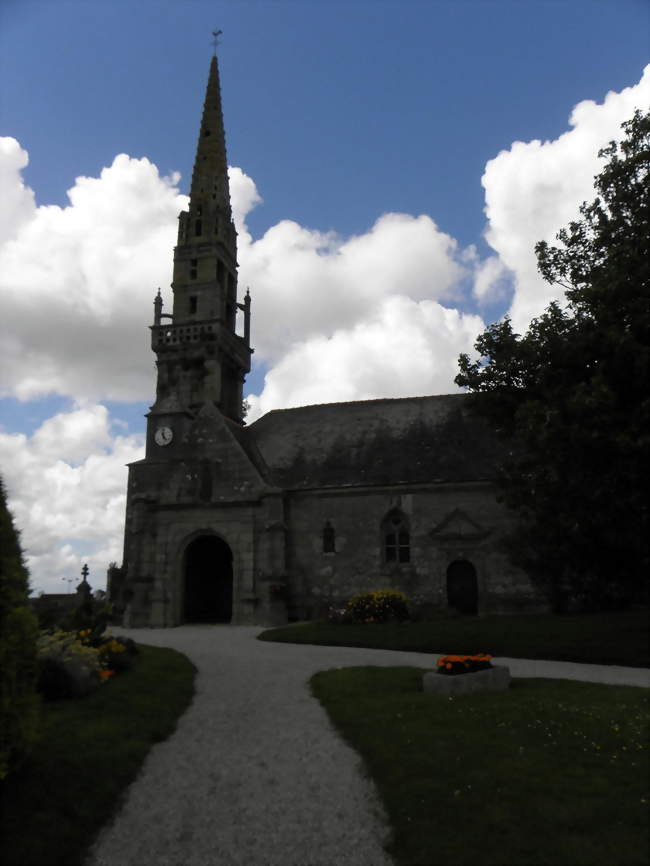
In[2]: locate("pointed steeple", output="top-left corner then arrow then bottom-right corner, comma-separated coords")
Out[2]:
190,55 -> 232,222
151,49 -> 252,426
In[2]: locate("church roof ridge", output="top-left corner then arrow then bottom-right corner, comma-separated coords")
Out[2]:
248,392 -> 466,425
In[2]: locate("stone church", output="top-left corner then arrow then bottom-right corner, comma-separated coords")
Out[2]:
114,55 -> 547,627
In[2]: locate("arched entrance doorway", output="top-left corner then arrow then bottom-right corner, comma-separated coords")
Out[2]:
446,560 -> 478,615
183,536 -> 233,623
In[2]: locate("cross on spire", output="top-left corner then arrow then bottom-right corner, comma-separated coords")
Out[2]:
211,29 -> 222,55
81,563 -> 89,581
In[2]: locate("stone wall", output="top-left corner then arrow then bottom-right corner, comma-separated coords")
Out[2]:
283,482 -> 547,620
123,500 -> 265,627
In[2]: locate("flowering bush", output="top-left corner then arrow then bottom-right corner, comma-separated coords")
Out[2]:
78,629 -> 137,673
345,590 -> 410,624
37,631 -> 103,700
436,653 -> 493,675
37,628 -> 138,699
97,638 -> 130,672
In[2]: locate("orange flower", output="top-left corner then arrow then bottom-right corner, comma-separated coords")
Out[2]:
99,670 -> 115,680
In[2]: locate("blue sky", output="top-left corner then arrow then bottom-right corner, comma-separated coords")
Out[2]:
1,0 -> 648,592
5,1 -> 647,239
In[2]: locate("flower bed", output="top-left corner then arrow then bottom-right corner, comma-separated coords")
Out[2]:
334,590 -> 410,624
37,629 -> 137,700
436,653 -> 493,675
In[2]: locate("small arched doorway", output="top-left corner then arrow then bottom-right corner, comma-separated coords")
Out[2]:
446,560 -> 478,615
183,536 -> 233,623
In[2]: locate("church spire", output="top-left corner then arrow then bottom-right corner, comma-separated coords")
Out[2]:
153,47 -> 251,426
189,54 -> 232,224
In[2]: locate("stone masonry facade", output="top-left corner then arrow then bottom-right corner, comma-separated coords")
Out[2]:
115,55 -> 548,628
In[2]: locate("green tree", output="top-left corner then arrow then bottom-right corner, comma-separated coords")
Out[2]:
0,477 -> 40,779
456,109 -> 650,612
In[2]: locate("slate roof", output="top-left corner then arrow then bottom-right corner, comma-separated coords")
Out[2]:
244,393 -> 504,490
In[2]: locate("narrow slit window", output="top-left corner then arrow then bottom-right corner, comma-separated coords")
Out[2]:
195,219 -> 202,236
190,259 -> 197,280
189,295 -> 198,315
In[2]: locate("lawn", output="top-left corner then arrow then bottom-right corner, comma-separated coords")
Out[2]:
0,644 -> 196,866
259,609 -> 650,667
311,666 -> 649,866
2,625 -> 647,866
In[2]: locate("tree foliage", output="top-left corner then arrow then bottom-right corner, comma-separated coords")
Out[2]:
0,477 -> 41,779
456,109 -> 650,611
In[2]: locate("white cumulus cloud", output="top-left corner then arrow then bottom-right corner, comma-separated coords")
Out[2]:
0,404 -> 144,593
0,144 -> 187,402
238,211 -> 470,364
481,64 -> 650,331
0,137 -> 36,245
246,295 -> 483,421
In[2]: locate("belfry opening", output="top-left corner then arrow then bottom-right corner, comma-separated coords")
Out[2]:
183,536 -> 233,623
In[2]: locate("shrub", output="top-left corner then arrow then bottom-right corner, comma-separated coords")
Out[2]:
346,590 -> 410,624
62,594 -> 111,636
37,631 -> 103,700
95,636 -> 133,673
0,477 -> 40,780
113,635 -> 138,656
78,628 -> 138,672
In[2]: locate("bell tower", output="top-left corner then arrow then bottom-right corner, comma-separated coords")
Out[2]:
149,53 -> 252,440
120,46 -> 272,630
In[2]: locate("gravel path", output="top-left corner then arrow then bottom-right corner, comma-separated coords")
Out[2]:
86,626 -> 649,866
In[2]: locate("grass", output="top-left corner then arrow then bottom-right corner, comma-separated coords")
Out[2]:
259,609 -> 650,667
2,623 -> 646,866
311,666 -> 649,866
0,644 -> 196,866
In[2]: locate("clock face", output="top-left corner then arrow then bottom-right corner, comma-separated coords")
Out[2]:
154,425 -> 173,446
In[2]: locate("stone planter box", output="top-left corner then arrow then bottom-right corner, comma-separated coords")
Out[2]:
422,665 -> 511,697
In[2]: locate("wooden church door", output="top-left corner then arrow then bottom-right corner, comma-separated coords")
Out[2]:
446,560 -> 478,615
184,536 -> 233,623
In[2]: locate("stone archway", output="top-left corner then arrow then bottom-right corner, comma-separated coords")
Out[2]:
446,560 -> 478,615
183,536 -> 233,623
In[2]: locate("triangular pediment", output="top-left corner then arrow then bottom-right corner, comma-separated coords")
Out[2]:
429,508 -> 491,542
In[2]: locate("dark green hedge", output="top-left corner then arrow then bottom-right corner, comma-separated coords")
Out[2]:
0,477 -> 40,780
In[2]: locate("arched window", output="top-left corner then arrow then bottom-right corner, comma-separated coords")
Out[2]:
383,510 -> 410,563
322,521 -> 335,553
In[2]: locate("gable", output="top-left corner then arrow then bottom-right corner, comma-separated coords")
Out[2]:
184,402 -> 269,498
430,508 -> 492,541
